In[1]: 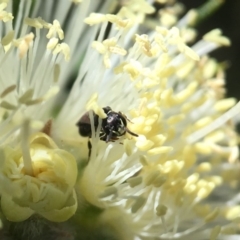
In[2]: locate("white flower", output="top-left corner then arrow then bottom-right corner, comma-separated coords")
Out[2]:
0,0 -> 240,240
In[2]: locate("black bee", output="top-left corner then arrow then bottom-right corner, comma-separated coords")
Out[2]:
76,106 -> 138,158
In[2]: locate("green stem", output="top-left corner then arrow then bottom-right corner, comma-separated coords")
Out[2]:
191,0 -> 225,26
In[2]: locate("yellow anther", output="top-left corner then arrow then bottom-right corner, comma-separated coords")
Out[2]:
186,173 -> 199,184
176,60 -> 195,79
135,34 -> 153,57
156,26 -> 169,36
24,17 -> 44,28
203,58 -> 217,79
197,182 -> 215,199
99,187 -> 118,198
0,2 -> 13,22
203,29 -> 231,46
144,170 -> 159,185
210,226 -> 221,240
47,37 -> 59,49
196,162 -> 212,172
182,45 -> 200,61
221,225 -> 237,235
167,114 -> 185,125
214,98 -> 236,112
194,142 -> 212,155
123,60 -> 142,80
84,13 -> 107,25
160,11 -> 177,27
0,85 -> 16,98
14,32 -> 34,59
156,204 -> 167,217
195,117 -> 213,129
1,30 -> 14,47
50,42 -> 71,61
127,176 -> 142,188
139,155 -> 148,166
106,14 -> 133,29
0,101 -> 17,110
131,197 -> 146,213
148,146 -> 173,156
58,43 -> 71,61
46,20 -> 64,40
153,175 -> 166,187
150,134 -> 166,145
205,208 -> 219,222
225,206 -> 240,220
161,160 -> 184,175
154,34 -> 167,53
92,38 -> 127,68
204,130 -> 225,143
136,138 -> 154,151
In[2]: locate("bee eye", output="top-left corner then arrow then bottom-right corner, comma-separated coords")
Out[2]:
107,116 -> 114,123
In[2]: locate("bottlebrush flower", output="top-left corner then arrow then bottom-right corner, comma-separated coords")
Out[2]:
0,0 -> 239,240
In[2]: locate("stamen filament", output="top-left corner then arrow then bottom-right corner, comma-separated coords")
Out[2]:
187,101 -> 240,144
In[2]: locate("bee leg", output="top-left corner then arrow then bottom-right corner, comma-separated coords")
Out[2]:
87,139 -> 92,160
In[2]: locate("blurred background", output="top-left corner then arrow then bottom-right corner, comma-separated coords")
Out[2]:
182,0 -> 240,100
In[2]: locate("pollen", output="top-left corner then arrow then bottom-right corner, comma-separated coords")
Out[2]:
0,85 -> 16,98
24,17 -> 45,29
1,30 -> 14,49
84,13 -> 107,25
135,34 -> 154,57
46,20 -> 64,40
214,98 -> 236,112
159,10 -> 177,27
13,32 -> 34,59
106,14 -> 133,29
92,38 -> 127,68
225,206 -> 240,221
120,0 -> 155,23
210,226 -> 221,240
0,2 -> 13,22
47,37 -> 59,49
203,29 -> 231,46
121,60 -> 142,80
52,42 -> 71,61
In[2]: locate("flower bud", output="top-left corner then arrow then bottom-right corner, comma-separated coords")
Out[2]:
1,132 -> 78,222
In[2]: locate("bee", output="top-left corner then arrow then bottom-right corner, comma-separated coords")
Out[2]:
76,106 -> 138,158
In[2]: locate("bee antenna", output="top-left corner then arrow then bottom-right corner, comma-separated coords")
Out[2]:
126,128 -> 138,137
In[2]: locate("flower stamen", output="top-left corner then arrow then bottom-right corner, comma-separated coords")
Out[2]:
0,84 -> 16,98
187,100 -> 240,144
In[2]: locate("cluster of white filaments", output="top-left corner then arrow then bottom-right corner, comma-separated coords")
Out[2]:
75,4 -> 240,240
0,0 -> 240,240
